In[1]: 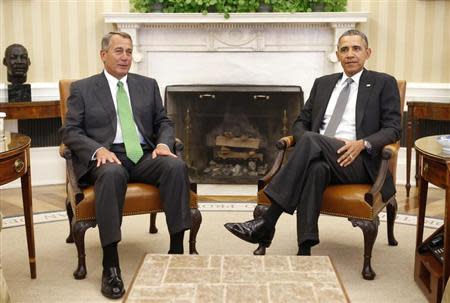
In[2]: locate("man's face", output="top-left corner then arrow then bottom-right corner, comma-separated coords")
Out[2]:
100,35 -> 132,79
336,35 -> 371,77
3,46 -> 30,77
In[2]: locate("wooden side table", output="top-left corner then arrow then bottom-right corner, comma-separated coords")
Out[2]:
0,101 -> 60,120
406,101 -> 450,197
414,135 -> 449,302
0,133 -> 36,279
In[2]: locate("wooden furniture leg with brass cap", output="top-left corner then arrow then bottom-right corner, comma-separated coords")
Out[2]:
0,133 -> 36,279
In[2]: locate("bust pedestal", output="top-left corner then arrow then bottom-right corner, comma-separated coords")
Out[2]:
8,84 -> 31,102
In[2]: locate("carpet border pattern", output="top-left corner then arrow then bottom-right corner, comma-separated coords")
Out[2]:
3,202 -> 444,229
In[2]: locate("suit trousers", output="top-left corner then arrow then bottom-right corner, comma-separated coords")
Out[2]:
85,145 -> 192,247
264,132 -> 371,246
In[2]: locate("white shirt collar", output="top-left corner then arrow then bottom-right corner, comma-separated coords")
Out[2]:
103,69 -> 128,87
341,69 -> 363,86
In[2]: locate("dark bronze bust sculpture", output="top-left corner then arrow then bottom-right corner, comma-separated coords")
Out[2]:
3,44 -> 31,101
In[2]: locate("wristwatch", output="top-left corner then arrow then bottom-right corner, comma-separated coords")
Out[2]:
363,140 -> 372,153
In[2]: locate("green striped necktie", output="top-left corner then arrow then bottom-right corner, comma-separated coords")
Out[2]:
116,81 -> 143,163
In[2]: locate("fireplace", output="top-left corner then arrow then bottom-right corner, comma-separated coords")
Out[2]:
104,13 -> 367,182
165,85 -> 303,183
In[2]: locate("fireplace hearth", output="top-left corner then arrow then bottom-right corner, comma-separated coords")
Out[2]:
165,85 -> 303,184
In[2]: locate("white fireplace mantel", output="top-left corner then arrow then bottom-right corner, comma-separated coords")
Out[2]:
104,12 -> 368,25
104,12 -> 368,98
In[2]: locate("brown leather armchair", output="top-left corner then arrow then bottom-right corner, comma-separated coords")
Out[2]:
254,80 -> 406,280
59,79 -> 202,280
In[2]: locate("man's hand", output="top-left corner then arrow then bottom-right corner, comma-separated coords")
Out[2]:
152,144 -> 177,159
336,139 -> 365,167
95,147 -> 122,167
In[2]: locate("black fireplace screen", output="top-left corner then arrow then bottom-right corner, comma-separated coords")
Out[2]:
165,85 -> 303,184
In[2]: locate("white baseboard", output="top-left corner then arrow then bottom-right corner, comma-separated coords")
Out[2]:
0,146 -> 66,189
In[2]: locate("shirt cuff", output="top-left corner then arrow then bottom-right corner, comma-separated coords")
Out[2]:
91,147 -> 104,160
363,140 -> 373,154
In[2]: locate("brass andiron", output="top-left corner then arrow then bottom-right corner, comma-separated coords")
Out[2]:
184,107 -> 192,166
282,109 -> 288,137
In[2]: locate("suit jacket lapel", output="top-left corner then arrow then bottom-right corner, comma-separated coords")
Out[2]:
127,75 -> 146,136
313,73 -> 341,132
94,73 -> 117,131
355,69 -> 374,130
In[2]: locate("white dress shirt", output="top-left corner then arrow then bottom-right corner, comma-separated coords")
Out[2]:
319,69 -> 363,141
103,70 -> 145,144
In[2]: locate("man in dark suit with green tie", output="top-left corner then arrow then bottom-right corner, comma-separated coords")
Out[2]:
60,32 -> 191,299
225,29 -> 401,256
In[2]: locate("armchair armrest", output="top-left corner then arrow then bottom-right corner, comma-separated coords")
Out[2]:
275,136 -> 296,150
364,142 -> 399,204
59,143 -> 71,159
174,138 -> 184,158
258,136 -> 296,190
60,144 -> 85,204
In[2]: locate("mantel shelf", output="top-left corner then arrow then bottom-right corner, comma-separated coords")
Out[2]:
104,12 -> 368,25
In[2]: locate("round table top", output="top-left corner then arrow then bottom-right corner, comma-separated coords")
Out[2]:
0,132 -> 31,155
415,135 -> 450,161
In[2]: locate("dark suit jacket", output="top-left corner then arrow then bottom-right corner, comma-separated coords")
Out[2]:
292,69 -> 402,200
59,72 -> 175,181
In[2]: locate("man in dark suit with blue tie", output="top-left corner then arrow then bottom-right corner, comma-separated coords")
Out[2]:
60,32 -> 191,299
225,29 -> 401,256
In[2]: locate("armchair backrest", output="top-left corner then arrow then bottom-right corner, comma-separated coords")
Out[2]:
59,79 -> 75,124
397,80 -> 406,116
389,80 -> 406,183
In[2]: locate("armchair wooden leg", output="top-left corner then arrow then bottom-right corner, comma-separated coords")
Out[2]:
386,199 -> 398,246
72,220 -> 96,280
189,208 -> 202,254
65,199 -> 74,244
149,213 -> 158,234
349,217 -> 379,280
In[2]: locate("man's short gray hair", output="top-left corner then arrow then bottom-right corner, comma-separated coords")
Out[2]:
338,29 -> 369,49
101,31 -> 132,51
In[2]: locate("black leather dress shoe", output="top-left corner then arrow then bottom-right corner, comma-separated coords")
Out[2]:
101,267 -> 125,299
224,217 -> 275,247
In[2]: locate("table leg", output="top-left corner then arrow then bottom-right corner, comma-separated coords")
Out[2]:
406,112 -> 413,197
444,187 -> 450,292
415,176 -> 428,248
21,170 -> 36,279
415,120 -> 420,187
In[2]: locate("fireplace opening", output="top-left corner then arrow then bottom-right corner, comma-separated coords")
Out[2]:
165,85 -> 303,184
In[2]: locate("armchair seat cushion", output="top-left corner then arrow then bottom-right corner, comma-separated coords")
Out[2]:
321,184 -> 380,220
72,183 -> 198,221
258,184 -> 384,221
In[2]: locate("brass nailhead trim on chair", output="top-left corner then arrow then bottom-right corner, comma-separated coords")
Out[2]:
320,210 -> 374,221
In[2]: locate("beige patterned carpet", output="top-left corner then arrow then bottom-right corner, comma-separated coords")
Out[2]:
2,209 -> 436,303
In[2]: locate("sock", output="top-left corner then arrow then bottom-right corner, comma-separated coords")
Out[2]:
168,231 -> 185,254
297,243 -> 311,256
262,200 -> 283,230
297,240 -> 317,256
102,242 -> 119,272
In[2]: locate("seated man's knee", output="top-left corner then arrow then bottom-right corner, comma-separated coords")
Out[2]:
161,157 -> 188,175
96,163 -> 128,183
